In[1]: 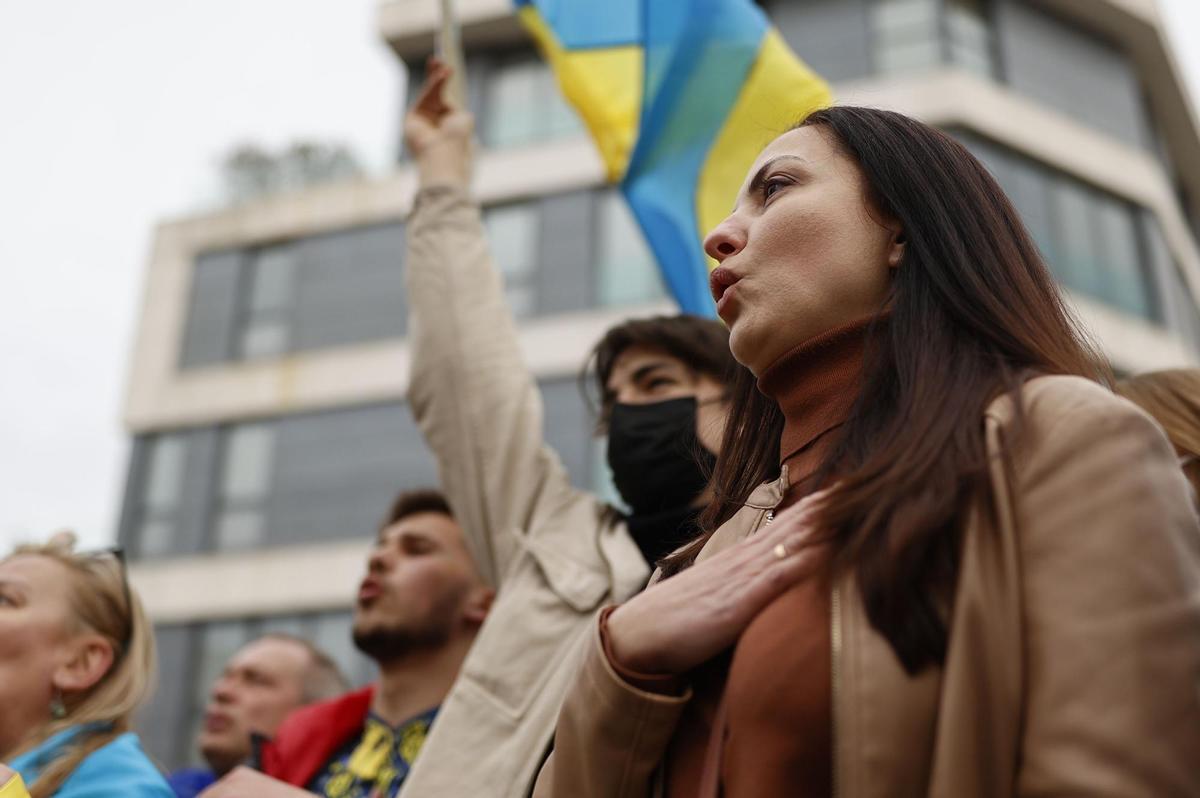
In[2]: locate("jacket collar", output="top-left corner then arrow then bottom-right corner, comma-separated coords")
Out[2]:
744,466 -> 790,510
10,723 -> 112,780
259,685 -> 375,788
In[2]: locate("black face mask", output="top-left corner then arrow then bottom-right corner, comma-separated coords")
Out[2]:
606,397 -> 717,517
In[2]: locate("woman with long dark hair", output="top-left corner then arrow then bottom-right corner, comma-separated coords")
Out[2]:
532,107 -> 1200,797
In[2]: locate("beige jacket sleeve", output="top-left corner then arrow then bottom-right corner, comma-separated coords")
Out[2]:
532,618 -> 691,798
405,184 -> 596,587
1012,380 -> 1200,796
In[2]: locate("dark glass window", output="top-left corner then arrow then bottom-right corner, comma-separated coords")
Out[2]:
135,625 -> 196,768
765,0 -> 1156,153
871,0 -> 942,75
1141,212 -> 1200,353
178,188 -> 672,366
238,247 -> 296,358
595,191 -> 666,308
954,131 -> 1163,324
767,0 -> 996,81
180,222 -> 405,368
481,51 -> 583,149
485,202 -> 541,318
994,0 -> 1151,149
766,0 -> 874,83
213,423 -> 276,551
122,378 -> 597,559
944,0 -> 994,77
179,251 -> 241,368
135,435 -> 187,558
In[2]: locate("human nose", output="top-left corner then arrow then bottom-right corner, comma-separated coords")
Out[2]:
367,546 -> 392,575
703,216 -> 747,262
211,675 -> 236,704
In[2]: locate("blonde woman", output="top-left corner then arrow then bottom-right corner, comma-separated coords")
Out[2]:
1117,369 -> 1200,503
0,538 -> 171,797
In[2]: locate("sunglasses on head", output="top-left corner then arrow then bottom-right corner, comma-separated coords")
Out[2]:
78,546 -> 134,656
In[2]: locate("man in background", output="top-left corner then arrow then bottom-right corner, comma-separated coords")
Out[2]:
199,489 -> 494,798
168,635 -> 348,798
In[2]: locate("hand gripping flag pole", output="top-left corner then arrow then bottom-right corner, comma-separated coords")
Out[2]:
438,0 -> 469,109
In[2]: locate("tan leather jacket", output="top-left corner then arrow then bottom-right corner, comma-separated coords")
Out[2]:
398,185 -> 651,798
534,376 -> 1200,798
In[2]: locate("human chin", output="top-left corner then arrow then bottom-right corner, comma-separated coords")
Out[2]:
726,316 -> 772,376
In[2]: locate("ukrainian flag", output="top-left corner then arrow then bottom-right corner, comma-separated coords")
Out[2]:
515,0 -> 832,315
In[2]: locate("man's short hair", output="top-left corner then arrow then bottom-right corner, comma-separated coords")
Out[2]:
380,488 -> 454,533
584,314 -> 734,422
259,633 -> 350,703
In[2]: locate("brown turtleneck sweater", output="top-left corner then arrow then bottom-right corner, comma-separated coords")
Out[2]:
663,319 -> 870,798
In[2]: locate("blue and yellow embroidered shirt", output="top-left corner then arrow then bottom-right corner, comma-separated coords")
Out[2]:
307,707 -> 437,798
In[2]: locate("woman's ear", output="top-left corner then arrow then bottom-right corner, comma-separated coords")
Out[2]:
887,228 -> 906,269
52,633 -> 115,697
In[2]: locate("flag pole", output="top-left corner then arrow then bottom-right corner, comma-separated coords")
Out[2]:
437,0 -> 468,109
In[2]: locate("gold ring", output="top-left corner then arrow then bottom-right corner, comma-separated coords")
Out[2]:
773,542 -> 789,560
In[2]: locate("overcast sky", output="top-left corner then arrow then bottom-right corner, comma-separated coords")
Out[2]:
1,0 -> 1198,553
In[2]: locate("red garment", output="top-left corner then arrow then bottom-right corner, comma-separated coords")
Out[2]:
258,686 -> 374,788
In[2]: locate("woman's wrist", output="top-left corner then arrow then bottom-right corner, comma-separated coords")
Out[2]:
416,140 -> 471,188
602,605 -> 678,686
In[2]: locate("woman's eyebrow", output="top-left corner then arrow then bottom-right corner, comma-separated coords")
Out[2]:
0,577 -> 28,593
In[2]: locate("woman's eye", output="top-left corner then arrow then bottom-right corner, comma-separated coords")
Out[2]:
762,178 -> 787,201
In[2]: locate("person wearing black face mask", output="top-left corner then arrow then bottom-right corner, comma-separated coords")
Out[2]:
607,397 -> 720,564
396,61 -> 735,798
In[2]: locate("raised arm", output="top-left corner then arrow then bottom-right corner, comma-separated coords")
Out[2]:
1012,379 -> 1200,796
403,61 -> 594,587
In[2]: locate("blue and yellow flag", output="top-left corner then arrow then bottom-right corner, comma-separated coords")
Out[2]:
515,0 -> 832,315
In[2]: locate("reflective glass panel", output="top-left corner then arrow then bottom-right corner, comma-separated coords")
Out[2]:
596,192 -> 665,307
136,518 -> 175,559
487,59 -> 542,148
485,203 -> 539,280
221,423 -> 276,501
484,56 -> 581,148
1092,197 -> 1151,319
214,509 -> 266,551
946,0 -> 994,77
1048,181 -> 1104,299
239,319 -> 288,359
248,247 -> 295,313
143,435 -> 186,511
872,0 -> 940,74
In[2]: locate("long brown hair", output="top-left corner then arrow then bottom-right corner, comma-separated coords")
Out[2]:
666,107 -> 1107,673
1116,369 -> 1200,500
6,538 -> 157,798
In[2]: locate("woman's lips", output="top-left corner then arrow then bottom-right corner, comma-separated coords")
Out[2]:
715,283 -> 739,317
709,266 -> 740,305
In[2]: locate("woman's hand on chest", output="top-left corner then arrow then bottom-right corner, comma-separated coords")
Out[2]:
606,490 -> 830,676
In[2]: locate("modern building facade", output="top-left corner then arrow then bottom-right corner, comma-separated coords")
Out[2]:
120,0 -> 1200,769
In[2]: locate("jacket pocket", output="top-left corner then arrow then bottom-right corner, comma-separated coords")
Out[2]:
519,535 -> 611,613
458,534 -> 611,721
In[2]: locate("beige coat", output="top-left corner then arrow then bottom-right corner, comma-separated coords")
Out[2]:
398,185 -> 651,798
534,375 -> 1200,797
